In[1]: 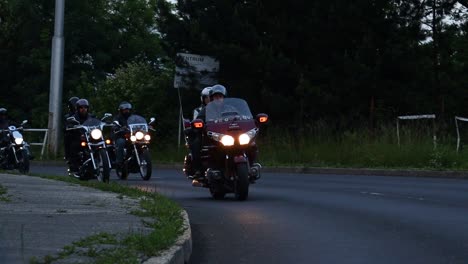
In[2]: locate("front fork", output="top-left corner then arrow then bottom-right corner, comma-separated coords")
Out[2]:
10,145 -> 25,164
88,146 -> 111,172
229,153 -> 261,181
134,144 -> 141,165
226,153 -> 249,180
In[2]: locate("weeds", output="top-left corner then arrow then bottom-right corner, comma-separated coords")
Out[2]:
0,184 -> 10,202
150,123 -> 468,170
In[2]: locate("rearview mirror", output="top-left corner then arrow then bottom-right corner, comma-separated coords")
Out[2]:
149,117 -> 156,125
21,120 -> 28,125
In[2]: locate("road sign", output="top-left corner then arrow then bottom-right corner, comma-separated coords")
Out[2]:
174,53 -> 219,89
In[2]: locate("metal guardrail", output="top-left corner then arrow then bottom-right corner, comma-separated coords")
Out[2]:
396,114 -> 437,149
23,128 -> 48,160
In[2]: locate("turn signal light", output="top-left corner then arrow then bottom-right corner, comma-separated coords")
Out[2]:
256,113 -> 269,123
105,139 -> 111,144
80,141 -> 87,147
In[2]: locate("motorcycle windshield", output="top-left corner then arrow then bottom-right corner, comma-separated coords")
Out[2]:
12,131 -> 23,139
127,115 -> 148,132
82,118 -> 102,127
205,98 -> 253,123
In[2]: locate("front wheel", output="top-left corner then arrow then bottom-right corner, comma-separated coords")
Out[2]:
139,149 -> 152,181
97,149 -> 110,183
17,149 -> 30,174
235,163 -> 249,201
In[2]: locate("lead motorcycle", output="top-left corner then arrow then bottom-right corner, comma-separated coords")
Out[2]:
183,98 -> 268,201
110,115 -> 155,181
66,115 -> 112,183
0,120 -> 31,174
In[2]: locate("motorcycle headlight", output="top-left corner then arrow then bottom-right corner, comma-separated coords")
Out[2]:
239,134 -> 250,145
220,135 -> 235,146
239,128 -> 258,145
144,134 -> 151,141
90,129 -> 102,140
15,138 -> 24,145
130,135 -> 137,142
135,131 -> 145,140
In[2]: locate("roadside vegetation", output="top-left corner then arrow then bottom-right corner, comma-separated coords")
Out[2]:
29,175 -> 184,264
0,184 -> 10,202
149,122 -> 468,171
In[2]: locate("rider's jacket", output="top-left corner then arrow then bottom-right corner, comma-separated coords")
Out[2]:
193,105 -> 204,120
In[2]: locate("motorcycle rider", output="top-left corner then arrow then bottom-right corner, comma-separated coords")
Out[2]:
185,87 -> 211,177
113,101 -> 133,168
67,99 -> 93,174
189,84 -> 228,181
193,86 -> 212,120
196,84 -> 229,122
64,96 -> 79,162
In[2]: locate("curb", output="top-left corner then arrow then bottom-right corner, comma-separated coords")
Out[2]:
144,210 -> 192,264
31,160 -> 468,179
261,167 -> 468,178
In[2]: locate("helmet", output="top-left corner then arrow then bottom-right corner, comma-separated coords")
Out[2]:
75,99 -> 89,108
209,84 -> 227,98
0,108 -> 6,115
118,101 -> 132,111
200,86 -> 212,104
68,96 -> 79,105
68,97 -> 79,111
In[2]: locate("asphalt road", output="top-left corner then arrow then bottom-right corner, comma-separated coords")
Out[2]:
31,164 -> 468,264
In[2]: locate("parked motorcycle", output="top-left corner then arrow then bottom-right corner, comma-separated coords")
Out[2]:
183,98 -> 268,201
66,114 -> 112,183
111,115 -> 155,181
0,120 -> 31,174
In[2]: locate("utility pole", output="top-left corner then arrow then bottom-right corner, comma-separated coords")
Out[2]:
47,0 -> 65,158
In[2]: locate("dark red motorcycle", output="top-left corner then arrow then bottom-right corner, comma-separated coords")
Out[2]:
184,98 -> 268,201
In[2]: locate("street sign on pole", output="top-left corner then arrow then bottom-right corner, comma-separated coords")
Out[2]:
174,52 -> 219,148
174,53 -> 219,89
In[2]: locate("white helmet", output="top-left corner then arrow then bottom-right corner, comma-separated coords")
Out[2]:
200,86 -> 212,104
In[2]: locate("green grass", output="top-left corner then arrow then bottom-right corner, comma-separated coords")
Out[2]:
29,175 -> 184,264
0,184 -> 10,202
257,124 -> 468,170
148,124 -> 468,171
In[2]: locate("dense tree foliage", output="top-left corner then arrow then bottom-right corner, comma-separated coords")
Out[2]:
156,0 -> 468,132
0,0 -> 467,138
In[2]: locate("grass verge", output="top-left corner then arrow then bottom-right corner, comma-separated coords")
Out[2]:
29,174 -> 184,264
149,125 -> 468,171
0,184 -> 10,202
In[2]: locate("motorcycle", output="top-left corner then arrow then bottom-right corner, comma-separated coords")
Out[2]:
0,120 -> 31,174
111,115 -> 155,181
183,98 -> 268,201
66,114 -> 112,183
